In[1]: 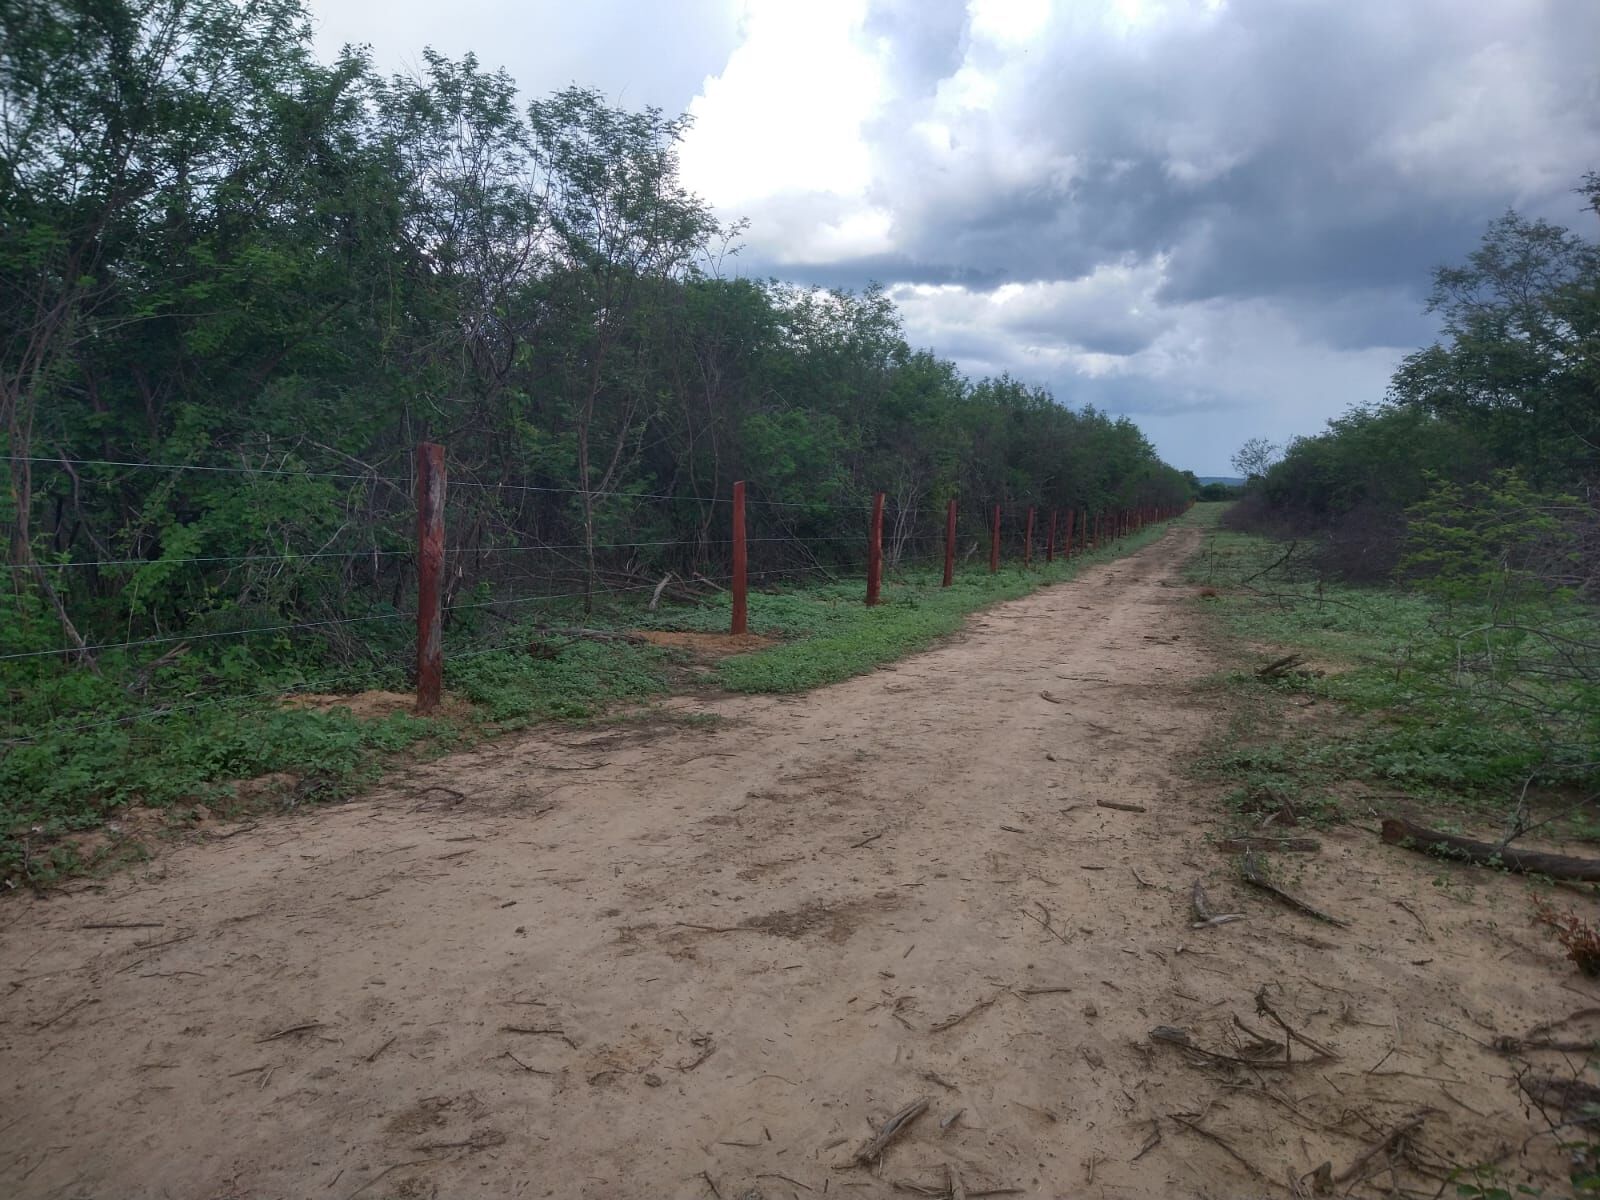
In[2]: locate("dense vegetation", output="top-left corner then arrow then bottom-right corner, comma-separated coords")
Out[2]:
1225,177 -> 1598,830
0,1 -> 1189,881
1234,178 -> 1599,583
1,1 -> 1187,665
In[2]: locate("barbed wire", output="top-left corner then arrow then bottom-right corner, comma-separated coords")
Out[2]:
12,455 -> 391,483
0,610 -> 414,663
1,507 -> 1173,744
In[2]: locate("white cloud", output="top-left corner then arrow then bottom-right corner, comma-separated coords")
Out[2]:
968,0 -> 1050,45
306,0 -> 741,114
680,0 -> 890,210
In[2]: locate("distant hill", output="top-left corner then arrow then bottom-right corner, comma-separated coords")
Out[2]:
1195,476 -> 1245,487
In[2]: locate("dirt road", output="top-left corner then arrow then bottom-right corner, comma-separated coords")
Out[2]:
1,524 -> 1577,1197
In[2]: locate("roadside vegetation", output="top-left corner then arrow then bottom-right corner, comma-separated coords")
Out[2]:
0,2 -> 1194,887
2,526 -> 1167,889
1190,504 -> 1598,835
1208,179 -> 1599,838
1193,181 -> 1600,1195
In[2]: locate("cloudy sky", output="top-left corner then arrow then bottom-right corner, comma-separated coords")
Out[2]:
309,0 -> 1600,475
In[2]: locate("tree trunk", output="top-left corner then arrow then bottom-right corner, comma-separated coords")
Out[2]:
1381,817 -> 1600,882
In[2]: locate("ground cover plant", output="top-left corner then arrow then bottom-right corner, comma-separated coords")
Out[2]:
2,522 -> 1170,888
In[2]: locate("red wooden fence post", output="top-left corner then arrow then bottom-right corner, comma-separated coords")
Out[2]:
1063,508 -> 1074,559
1023,506 -> 1035,567
942,498 -> 956,587
990,505 -> 1001,573
415,442 -> 446,714
1046,510 -> 1057,563
731,480 -> 748,635
866,490 -> 884,606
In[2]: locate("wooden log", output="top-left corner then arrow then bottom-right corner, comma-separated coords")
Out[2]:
1381,818 -> 1600,883
1256,653 -> 1304,679
853,1097 -> 928,1165
1240,851 -> 1348,927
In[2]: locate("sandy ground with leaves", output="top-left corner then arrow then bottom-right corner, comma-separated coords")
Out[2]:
3,522 -> 1592,1199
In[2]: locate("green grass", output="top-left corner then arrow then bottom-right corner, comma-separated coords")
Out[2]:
1187,503 -> 1600,831
1,522 -> 1176,887
656,529 -> 1169,692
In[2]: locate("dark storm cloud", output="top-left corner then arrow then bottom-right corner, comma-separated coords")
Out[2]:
863,0 -> 970,95
778,0 -> 1600,352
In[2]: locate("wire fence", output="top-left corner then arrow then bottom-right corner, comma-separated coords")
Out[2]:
3,447 -> 1187,744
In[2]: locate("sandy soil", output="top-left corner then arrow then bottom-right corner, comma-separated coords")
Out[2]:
3,523 -> 1591,1199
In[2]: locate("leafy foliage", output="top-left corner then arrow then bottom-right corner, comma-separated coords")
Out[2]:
1,516 -> 1170,886
1190,515 -> 1598,809
1230,177 -> 1599,584
1,1 -> 1189,714
0,1 -> 1190,882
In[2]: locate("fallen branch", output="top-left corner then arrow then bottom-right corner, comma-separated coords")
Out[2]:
852,1097 -> 928,1165
1096,800 -> 1146,813
1168,1114 -> 1267,1180
1149,1025 -> 1298,1071
891,1182 -> 1020,1198
33,997 -> 97,1029
1020,905 -> 1071,946
1255,653 -> 1305,680
929,995 -> 997,1033
672,1036 -> 716,1072
1131,1121 -> 1162,1161
1190,879 -> 1245,929
1334,1109 -> 1434,1184
1493,1008 -> 1600,1054
1380,817 -> 1600,882
1254,987 -> 1339,1060
1520,1076 -> 1600,1128
256,1021 -> 324,1042
1239,851 -> 1348,927
648,573 -> 675,611
502,1050 -> 554,1075
499,1025 -> 578,1049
